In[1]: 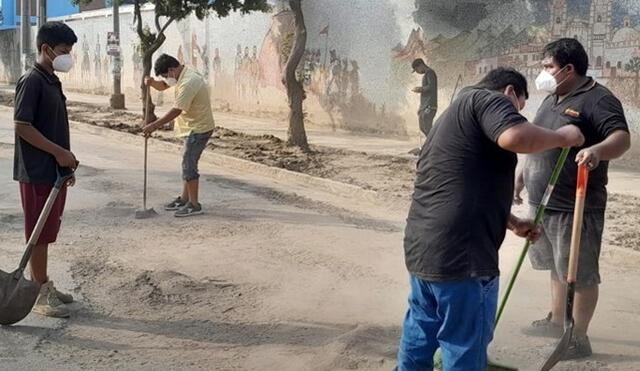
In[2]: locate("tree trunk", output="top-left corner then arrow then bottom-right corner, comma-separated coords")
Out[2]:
139,33 -> 167,124
141,51 -> 157,124
635,71 -> 639,99
283,0 -> 309,151
133,0 -> 172,125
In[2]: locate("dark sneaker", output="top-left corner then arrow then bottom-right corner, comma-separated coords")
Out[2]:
562,335 -> 592,360
164,197 -> 187,211
521,312 -> 564,338
174,202 -> 203,217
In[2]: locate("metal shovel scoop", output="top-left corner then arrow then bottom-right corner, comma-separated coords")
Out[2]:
0,166 -> 75,325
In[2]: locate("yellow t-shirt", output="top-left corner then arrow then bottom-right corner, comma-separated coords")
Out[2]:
173,66 -> 215,137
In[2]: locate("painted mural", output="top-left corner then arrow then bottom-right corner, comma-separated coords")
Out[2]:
0,0 -> 638,135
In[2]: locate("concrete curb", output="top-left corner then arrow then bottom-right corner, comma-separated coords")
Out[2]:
69,120 -> 399,210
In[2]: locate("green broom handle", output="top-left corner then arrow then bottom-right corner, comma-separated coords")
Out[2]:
495,147 -> 571,325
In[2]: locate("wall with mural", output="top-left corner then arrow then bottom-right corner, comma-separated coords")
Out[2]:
0,28 -> 21,83
0,0 -> 638,135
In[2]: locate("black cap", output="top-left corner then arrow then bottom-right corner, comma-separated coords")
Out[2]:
412,58 -> 426,72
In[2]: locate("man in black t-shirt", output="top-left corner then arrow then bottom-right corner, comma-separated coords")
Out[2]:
516,38 -> 630,360
396,68 -> 585,371
14,22 -> 78,319
411,58 -> 438,138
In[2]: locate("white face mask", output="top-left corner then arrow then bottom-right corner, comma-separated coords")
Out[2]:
48,48 -> 74,73
164,77 -> 177,87
535,67 -> 568,94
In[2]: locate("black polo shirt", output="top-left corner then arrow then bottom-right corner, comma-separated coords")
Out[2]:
419,68 -> 438,112
524,77 -> 629,212
404,87 -> 526,281
13,63 -> 70,184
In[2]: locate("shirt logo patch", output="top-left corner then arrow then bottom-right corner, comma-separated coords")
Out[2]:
564,108 -> 580,118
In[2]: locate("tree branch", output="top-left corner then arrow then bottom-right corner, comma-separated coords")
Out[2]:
155,13 -> 161,33
159,17 -> 176,35
134,0 -> 144,39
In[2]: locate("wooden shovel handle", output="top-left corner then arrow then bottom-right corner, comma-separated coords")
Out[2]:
567,165 -> 589,283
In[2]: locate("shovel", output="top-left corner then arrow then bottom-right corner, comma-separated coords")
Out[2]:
539,164 -> 590,371
0,165 -> 76,325
135,86 -> 158,219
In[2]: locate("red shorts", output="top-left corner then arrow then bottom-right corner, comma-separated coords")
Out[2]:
19,183 -> 67,245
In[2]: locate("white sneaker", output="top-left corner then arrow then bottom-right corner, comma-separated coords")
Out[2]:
51,281 -> 74,304
32,281 -> 70,318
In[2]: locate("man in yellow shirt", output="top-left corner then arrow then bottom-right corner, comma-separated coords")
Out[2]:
143,54 -> 214,217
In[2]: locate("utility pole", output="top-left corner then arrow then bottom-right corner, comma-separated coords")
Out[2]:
110,0 -> 125,109
36,0 -> 46,30
21,0 -> 35,71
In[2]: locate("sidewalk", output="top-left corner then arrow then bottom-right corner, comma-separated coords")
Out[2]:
0,85 -> 419,157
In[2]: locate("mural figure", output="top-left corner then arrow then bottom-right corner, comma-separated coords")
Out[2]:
132,44 -> 143,88
213,47 -> 222,86
81,34 -> 91,82
94,34 -> 102,85
234,44 -> 243,98
250,45 -> 260,100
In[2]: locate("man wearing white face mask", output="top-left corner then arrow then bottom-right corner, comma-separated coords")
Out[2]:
396,68 -> 585,371
517,38 -> 630,360
143,54 -> 214,217
13,21 -> 79,318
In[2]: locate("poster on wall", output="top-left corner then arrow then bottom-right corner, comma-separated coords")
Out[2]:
107,32 -> 120,56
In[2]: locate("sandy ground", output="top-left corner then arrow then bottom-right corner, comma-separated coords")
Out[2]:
0,101 -> 640,371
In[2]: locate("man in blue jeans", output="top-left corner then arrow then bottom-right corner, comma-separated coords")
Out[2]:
143,54 -> 215,217
397,68 -> 585,370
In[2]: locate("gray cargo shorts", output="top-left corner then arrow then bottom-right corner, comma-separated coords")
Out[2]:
528,207 -> 605,287
182,130 -> 213,181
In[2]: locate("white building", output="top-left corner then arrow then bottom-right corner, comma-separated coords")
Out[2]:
551,0 -> 640,78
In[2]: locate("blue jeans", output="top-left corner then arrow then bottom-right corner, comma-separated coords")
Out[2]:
397,274 -> 499,371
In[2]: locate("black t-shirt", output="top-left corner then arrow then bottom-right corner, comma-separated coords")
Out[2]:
524,78 -> 629,212
13,64 -> 70,184
404,87 -> 526,281
419,68 -> 438,111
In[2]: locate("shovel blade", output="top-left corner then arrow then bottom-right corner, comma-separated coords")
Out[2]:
539,323 -> 573,371
0,269 -> 40,325
135,207 -> 158,219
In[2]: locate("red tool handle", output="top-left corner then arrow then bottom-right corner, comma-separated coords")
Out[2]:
567,165 -> 589,284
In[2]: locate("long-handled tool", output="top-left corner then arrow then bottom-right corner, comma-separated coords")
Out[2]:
0,166 -> 76,325
495,147 -> 571,324
432,148 -> 571,370
135,86 -> 158,219
449,73 -> 463,107
539,164 -> 590,371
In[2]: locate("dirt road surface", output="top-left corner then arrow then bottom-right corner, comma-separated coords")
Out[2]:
1,105 -> 639,371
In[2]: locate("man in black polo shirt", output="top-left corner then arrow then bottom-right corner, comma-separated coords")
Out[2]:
14,22 -> 78,318
396,68 -> 585,371
517,38 -> 630,359
411,58 -> 438,138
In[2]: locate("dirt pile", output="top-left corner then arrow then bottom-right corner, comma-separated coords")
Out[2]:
122,270 -> 236,306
